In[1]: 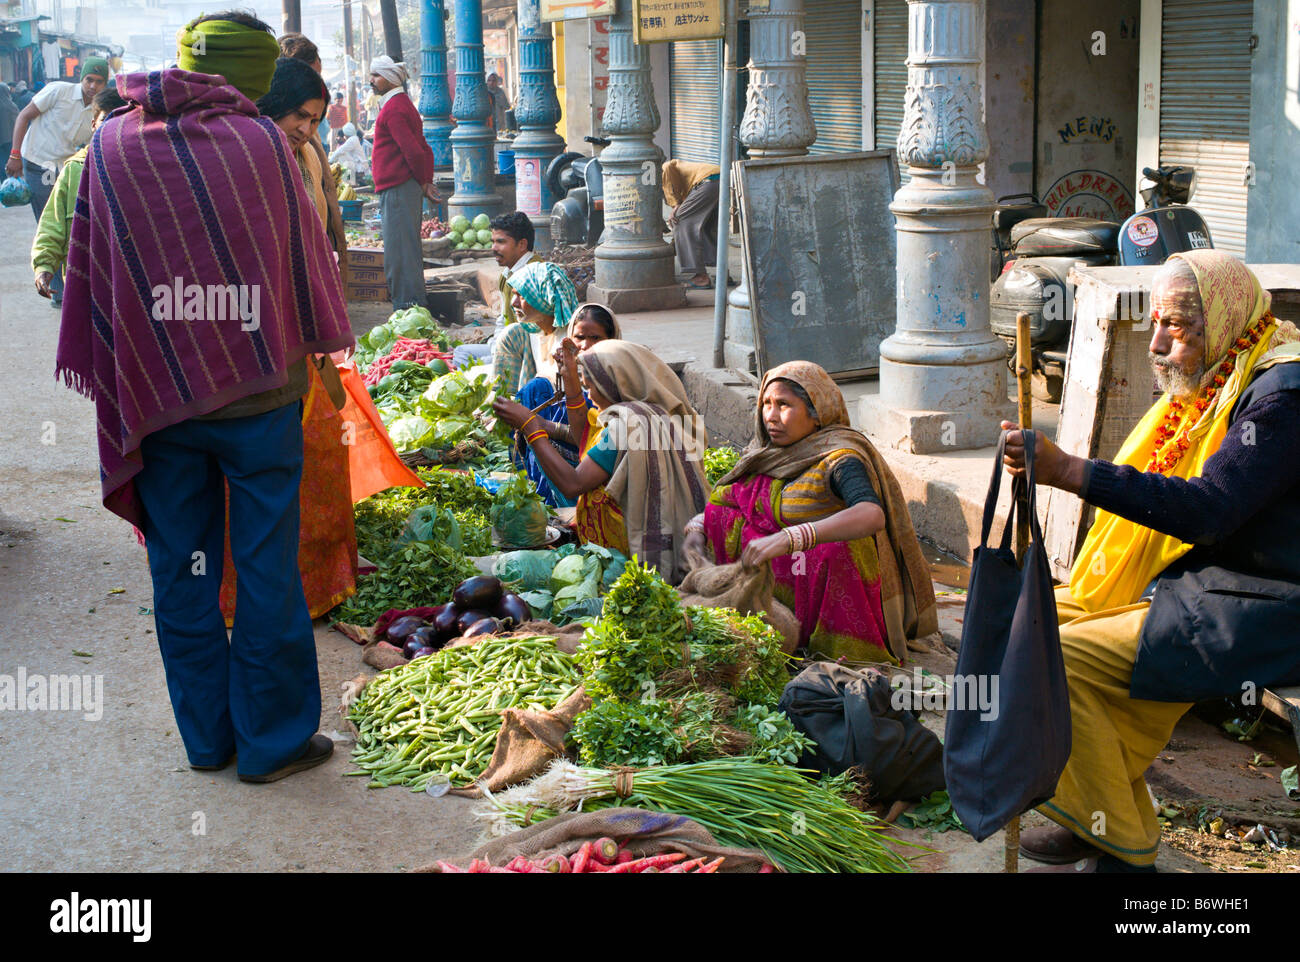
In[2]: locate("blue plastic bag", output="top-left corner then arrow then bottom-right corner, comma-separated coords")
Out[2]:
0,175 -> 32,208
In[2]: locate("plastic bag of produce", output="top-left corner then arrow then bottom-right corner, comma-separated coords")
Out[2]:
396,505 -> 462,551
492,549 -> 559,591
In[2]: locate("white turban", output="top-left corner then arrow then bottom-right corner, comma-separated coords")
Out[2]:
369,55 -> 408,86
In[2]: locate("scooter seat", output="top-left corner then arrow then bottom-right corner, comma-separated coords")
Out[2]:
992,202 -> 1048,243
1010,217 -> 1120,257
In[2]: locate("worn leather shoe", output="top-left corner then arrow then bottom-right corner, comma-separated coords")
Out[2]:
190,754 -> 236,772
238,734 -> 334,784
1019,823 -> 1101,864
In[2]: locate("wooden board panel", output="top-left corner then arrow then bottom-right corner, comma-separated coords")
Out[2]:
735,150 -> 899,378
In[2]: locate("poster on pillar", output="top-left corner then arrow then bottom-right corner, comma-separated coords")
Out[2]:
542,0 -> 617,21
516,157 -> 543,215
632,0 -> 725,43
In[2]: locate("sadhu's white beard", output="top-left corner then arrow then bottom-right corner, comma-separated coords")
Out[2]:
1150,354 -> 1208,399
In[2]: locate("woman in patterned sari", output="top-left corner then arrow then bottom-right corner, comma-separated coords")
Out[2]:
687,362 -> 936,663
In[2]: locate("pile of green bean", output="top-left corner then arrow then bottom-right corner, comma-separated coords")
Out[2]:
347,635 -> 582,790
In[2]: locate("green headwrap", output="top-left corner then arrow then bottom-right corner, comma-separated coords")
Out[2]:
176,20 -> 280,102
81,57 -> 110,81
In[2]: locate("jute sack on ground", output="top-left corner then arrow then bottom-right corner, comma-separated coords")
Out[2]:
447,685 -> 591,798
414,808 -> 773,873
678,547 -> 801,653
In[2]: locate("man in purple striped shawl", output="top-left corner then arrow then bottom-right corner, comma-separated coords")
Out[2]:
55,12 -> 354,783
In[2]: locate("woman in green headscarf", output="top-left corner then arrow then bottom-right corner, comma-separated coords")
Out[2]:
491,260 -> 581,394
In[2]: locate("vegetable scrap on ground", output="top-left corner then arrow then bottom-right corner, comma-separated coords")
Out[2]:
331,305 -> 925,872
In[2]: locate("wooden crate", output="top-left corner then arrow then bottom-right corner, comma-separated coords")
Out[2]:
347,246 -> 385,269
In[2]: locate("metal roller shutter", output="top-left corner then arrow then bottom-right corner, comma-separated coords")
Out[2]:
1158,0 -> 1252,256
873,0 -> 909,182
670,39 -> 722,164
805,0 -> 864,154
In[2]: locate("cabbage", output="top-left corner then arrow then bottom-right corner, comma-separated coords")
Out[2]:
552,553 -> 600,592
422,371 -> 490,417
472,213 -> 491,230
389,306 -> 433,339
450,214 -> 471,233
448,229 -> 462,244
387,415 -> 432,452
476,228 -> 492,244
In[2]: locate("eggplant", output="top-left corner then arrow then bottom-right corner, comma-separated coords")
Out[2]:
493,592 -> 531,628
411,647 -> 437,659
456,608 -> 493,635
385,615 -> 427,644
433,604 -> 461,641
452,575 -> 504,612
463,617 -> 501,638
409,625 -> 439,647
402,636 -> 426,659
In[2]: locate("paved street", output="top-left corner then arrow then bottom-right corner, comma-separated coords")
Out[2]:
0,205 -> 481,871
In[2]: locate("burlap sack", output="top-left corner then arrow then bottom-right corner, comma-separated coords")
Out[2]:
412,807 -> 774,873
678,547 -> 801,653
447,686 -> 591,798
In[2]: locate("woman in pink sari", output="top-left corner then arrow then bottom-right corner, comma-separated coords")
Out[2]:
686,362 -> 936,663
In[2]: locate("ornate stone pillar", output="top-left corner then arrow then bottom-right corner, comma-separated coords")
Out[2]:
586,7 -> 685,313
725,0 -> 816,370
513,0 -> 566,253
419,0 -> 454,168
861,0 -> 1013,452
448,0 -> 503,222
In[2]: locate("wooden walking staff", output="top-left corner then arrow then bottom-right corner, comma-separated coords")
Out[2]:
1005,310 -> 1034,873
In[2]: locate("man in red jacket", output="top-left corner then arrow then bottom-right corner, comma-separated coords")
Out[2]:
369,55 -> 439,309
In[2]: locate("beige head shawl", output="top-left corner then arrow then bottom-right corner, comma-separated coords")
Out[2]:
578,340 -> 709,583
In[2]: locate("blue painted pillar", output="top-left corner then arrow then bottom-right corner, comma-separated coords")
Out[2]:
449,0 -> 503,221
419,0 -> 454,168
512,0 -> 566,253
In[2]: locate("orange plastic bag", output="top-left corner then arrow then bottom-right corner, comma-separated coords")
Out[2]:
337,361 -> 425,502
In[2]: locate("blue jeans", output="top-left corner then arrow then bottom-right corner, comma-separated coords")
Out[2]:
135,402 -> 319,776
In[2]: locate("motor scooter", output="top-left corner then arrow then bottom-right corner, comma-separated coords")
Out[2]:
989,165 -> 1211,401
546,135 -> 610,247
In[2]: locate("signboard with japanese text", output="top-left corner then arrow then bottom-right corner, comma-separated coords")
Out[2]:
633,0 -> 724,43
542,0 -> 617,22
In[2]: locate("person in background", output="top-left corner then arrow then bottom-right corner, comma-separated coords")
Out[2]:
662,158 -> 721,290
279,32 -> 347,274
0,83 -> 17,166
7,58 -> 110,303
31,87 -> 127,305
493,340 -> 710,583
486,72 -> 510,132
12,81 -> 33,110
453,210 -> 536,371
515,302 -> 621,508
233,55 -> 357,625
493,259 -> 577,397
1002,251 -> 1300,873
326,90 -> 348,148
369,54 -> 439,310
56,11 -> 353,784
687,362 -> 937,663
329,121 -> 370,185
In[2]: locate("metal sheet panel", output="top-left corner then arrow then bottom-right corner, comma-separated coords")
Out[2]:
873,0 -> 909,182
805,0 -> 864,154
736,151 -> 900,376
670,39 -> 722,163
1158,0 -> 1252,256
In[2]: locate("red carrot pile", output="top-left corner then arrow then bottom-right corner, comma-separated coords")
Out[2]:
362,338 -> 455,386
432,837 -> 755,874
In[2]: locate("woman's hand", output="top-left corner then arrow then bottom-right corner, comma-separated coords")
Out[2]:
740,531 -> 790,571
5,155 -> 21,178
999,422 -> 1086,494
492,397 -> 535,431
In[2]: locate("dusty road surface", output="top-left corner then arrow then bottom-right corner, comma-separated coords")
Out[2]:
0,206 -> 481,871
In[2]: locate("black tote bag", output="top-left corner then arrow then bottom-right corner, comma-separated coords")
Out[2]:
943,431 -> 1071,842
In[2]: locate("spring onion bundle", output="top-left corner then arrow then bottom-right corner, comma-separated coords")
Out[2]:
481,759 -> 912,873
347,635 -> 581,790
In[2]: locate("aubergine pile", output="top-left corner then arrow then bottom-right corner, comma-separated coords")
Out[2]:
379,575 -> 534,661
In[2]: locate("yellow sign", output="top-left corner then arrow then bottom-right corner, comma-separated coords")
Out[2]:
633,0 -> 725,43
541,0 -> 617,22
